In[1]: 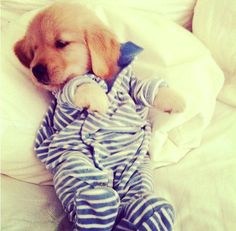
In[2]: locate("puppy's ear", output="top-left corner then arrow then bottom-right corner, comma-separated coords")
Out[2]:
14,37 -> 33,68
85,27 -> 120,79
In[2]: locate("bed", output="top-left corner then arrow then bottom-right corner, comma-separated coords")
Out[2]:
1,1 -> 236,230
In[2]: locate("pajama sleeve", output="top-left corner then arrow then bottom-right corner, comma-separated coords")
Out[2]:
55,75 -> 107,109
129,75 -> 168,107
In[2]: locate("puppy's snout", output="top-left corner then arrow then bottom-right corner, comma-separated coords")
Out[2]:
32,64 -> 49,84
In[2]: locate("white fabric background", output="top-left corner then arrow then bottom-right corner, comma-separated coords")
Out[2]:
1,1 -> 235,231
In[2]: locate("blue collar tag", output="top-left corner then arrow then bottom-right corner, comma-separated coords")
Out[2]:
118,41 -> 143,68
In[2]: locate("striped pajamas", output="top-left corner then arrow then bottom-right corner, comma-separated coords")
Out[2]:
35,42 -> 175,230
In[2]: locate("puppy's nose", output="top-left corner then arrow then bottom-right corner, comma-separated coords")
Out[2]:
32,64 -> 49,84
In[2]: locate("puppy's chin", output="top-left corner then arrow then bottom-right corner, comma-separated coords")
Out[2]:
30,70 -> 90,92
39,84 -> 62,91
30,77 -> 61,91
63,64 -> 90,80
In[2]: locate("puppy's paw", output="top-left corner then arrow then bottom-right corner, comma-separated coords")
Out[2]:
153,87 -> 186,113
74,83 -> 109,114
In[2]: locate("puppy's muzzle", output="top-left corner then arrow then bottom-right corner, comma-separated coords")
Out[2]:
32,64 -> 49,84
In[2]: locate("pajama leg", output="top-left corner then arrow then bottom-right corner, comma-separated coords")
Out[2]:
115,195 -> 175,231
53,151 -> 120,231
114,162 -> 175,231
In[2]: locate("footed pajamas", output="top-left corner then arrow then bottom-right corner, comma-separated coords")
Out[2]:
35,42 -> 175,230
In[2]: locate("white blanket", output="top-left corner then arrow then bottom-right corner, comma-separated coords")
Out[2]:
0,0 -> 236,231
1,1 -> 235,230
1,1 -> 223,184
153,101 -> 236,230
2,101 -> 236,231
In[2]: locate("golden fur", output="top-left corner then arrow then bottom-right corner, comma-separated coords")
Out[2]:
14,2 -> 185,113
14,2 -> 120,91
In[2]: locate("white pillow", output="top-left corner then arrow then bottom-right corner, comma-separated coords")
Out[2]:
76,0 -> 197,29
1,0 -> 197,26
1,0 -> 196,29
1,0 -> 53,30
1,3 -> 223,184
192,0 -> 236,107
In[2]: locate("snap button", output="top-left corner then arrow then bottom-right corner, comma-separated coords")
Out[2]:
85,134 -> 90,139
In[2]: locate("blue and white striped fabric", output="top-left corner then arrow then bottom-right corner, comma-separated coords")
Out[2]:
35,42 -> 174,230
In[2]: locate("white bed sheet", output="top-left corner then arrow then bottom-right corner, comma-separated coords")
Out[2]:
1,1 -> 235,230
153,101 -> 236,231
2,101 -> 236,231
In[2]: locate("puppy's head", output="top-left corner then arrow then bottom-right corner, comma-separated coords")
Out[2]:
14,3 -> 120,91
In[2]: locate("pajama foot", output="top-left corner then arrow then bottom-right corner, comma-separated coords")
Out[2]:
114,195 -> 175,231
74,187 -> 120,231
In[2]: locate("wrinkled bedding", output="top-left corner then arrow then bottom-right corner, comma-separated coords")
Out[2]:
2,101 -> 236,231
1,1 -> 236,231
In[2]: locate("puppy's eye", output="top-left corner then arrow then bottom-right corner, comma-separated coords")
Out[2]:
55,40 -> 70,49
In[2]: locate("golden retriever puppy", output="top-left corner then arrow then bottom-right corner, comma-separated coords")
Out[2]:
13,3 -> 185,230
14,2 -> 185,113
14,2 -> 120,90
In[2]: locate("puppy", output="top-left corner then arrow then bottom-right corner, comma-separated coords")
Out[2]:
14,2 -> 185,113
14,3 -> 185,230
